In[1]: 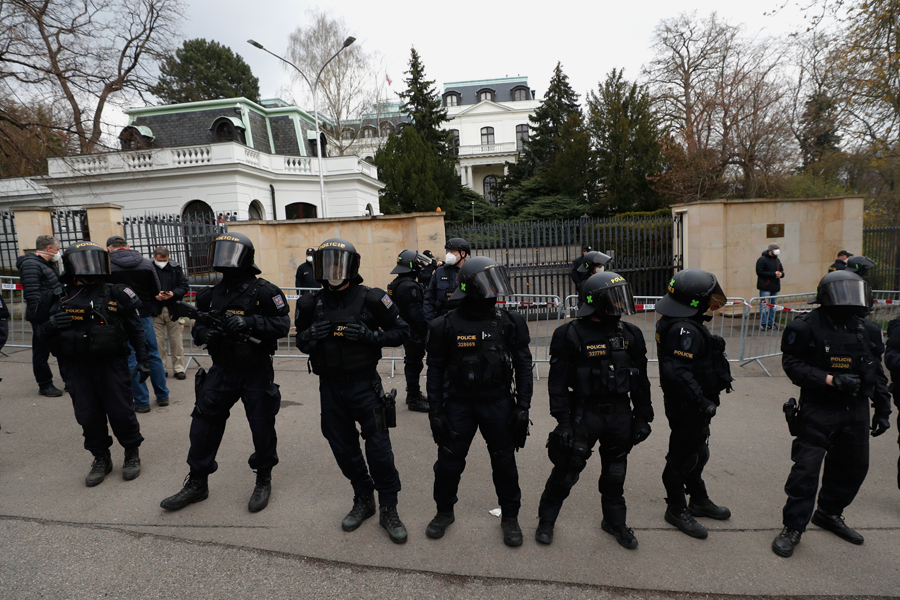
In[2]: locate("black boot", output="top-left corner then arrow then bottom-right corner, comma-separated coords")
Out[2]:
406,391 -> 429,413
341,494 -> 376,532
85,451 -> 112,487
665,506 -> 708,539
535,519 -> 554,545
160,472 -> 209,511
501,516 -> 523,547
248,468 -> 272,513
379,505 -> 408,544
811,509 -> 864,545
122,447 -> 141,481
601,519 -> 638,549
425,510 -> 455,539
772,526 -> 802,557
39,384 -> 63,397
689,497 -> 731,520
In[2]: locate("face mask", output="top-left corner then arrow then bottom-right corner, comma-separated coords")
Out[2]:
306,256 -> 313,263
593,265 -> 604,274
444,252 -> 457,266
327,279 -> 345,288
154,260 -> 167,269
773,249 -> 780,256
51,251 -> 62,262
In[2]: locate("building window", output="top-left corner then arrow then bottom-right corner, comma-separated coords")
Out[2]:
512,87 -> 529,101
478,90 -> 494,102
516,124 -> 529,152
483,175 -> 498,205
248,200 -> 265,220
380,122 -> 394,137
449,129 -> 460,156
285,202 -> 318,219
342,129 -> 354,140
444,93 -> 460,107
481,127 -> 495,145
362,127 -> 375,138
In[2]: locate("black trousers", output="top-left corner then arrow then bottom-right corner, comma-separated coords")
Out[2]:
62,356 -> 142,454
433,395 -> 520,517
403,339 -> 425,394
538,409 -> 633,525
31,322 -> 55,387
662,402 -> 712,510
782,399 -> 870,532
319,376 -> 401,507
186,361 -> 281,476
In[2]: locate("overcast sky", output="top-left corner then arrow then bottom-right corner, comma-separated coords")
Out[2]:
172,0 -> 810,108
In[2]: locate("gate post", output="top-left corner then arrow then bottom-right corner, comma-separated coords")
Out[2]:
12,206 -> 53,253
84,204 -> 124,245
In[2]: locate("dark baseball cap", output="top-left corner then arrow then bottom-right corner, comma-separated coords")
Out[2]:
106,235 -> 126,246
837,249 -> 852,257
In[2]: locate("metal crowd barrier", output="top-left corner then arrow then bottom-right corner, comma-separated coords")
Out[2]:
1,276 -> 32,351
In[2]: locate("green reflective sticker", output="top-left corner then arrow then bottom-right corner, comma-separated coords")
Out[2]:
587,295 -> 593,303
460,283 -> 466,291
669,278 -> 675,287
690,299 -> 699,307
409,262 -> 414,268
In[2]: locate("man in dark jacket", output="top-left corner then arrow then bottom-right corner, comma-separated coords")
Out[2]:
756,243 -> 784,331
294,247 -> 321,294
16,234 -> 64,396
569,245 -> 593,291
152,246 -> 189,380
828,250 -> 852,273
107,235 -> 169,411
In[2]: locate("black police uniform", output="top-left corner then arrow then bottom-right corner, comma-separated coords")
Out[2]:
388,273 -> 428,398
35,282 -> 148,454
295,282 -> 410,507
827,260 -> 847,273
418,259 -> 438,288
424,264 -> 460,321
570,255 -> 590,291
186,274 -> 290,476
780,309 -> 892,532
294,260 -> 321,294
657,315 -> 733,511
426,303 -> 533,518
886,317 -> 900,489
538,318 -> 652,527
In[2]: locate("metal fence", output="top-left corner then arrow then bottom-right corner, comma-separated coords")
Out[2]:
51,209 -> 89,247
863,225 -> 900,291
122,213 -> 227,276
0,213 -> 17,272
446,215 -> 683,299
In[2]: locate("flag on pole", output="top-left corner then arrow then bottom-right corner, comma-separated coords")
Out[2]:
386,73 -> 392,86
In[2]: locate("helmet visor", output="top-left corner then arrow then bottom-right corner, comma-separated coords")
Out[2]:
818,279 -> 872,308
463,264 -> 513,299
581,284 -> 636,316
67,249 -> 110,276
209,239 -> 253,270
708,282 -> 727,312
314,248 -> 355,281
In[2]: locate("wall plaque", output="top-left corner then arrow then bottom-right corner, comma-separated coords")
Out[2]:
766,223 -> 784,238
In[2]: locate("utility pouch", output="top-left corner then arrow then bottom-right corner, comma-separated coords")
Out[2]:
87,323 -> 121,355
546,429 -> 573,467
191,367 -> 212,417
512,409 -> 530,450
783,397 -> 801,437
382,387 -> 397,429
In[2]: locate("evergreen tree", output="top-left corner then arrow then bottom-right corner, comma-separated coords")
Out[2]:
150,39 -> 260,104
798,92 -> 841,173
587,69 -> 665,213
398,48 -> 451,158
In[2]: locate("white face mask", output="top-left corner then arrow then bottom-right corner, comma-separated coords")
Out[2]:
154,260 -> 168,269
327,279 -> 344,287
773,249 -> 780,256
593,265 -> 604,274
51,251 -> 62,263
444,252 -> 458,266
306,255 -> 313,263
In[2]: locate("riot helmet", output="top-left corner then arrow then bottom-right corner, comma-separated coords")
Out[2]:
656,269 -> 726,317
577,271 -> 636,318
390,249 -> 430,274
314,238 -> 360,288
445,238 -> 471,255
449,256 -> 513,301
845,255 -> 875,278
576,250 -> 613,275
813,270 -> 872,309
61,241 -> 111,284
208,232 -> 260,274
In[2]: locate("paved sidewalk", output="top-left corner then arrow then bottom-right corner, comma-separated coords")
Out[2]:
1,349 -> 898,599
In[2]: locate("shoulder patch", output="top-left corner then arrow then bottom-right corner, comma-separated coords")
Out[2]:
681,335 -> 693,351
381,294 -> 393,309
787,331 -> 796,345
273,295 -> 285,309
123,287 -> 137,299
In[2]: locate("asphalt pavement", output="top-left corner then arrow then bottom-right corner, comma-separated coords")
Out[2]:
1,347 -> 898,600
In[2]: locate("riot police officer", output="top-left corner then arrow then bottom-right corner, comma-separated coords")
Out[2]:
845,255 -> 876,279
656,269 -> 734,539
536,272 -> 653,549
295,238 -> 411,544
418,250 -> 440,288
772,270 -> 891,557
569,245 -> 592,290
160,232 -> 290,513
388,249 -> 431,412
573,251 -> 613,292
424,257 -> 533,547
886,316 -> 900,492
33,241 -> 150,487
424,238 -> 470,321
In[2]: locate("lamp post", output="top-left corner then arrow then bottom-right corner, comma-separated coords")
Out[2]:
248,37 -> 355,219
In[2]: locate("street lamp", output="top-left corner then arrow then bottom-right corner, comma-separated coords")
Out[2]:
248,36 -> 356,219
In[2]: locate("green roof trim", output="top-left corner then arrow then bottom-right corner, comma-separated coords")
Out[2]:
443,76 -> 529,89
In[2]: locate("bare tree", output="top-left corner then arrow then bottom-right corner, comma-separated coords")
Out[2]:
0,0 -> 183,154
285,9 -> 380,157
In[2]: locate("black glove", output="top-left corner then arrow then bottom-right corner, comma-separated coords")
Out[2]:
510,406 -> 530,449
132,361 -> 150,383
197,327 -> 225,346
832,373 -> 861,395
44,312 -> 73,333
299,320 -> 332,342
551,422 -> 574,448
343,322 -> 377,344
224,313 -> 251,335
871,414 -> 891,437
429,410 -> 454,446
698,397 -> 717,418
632,413 -> 652,445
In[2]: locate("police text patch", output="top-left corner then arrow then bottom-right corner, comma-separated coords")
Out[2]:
381,294 -> 393,309
273,295 -> 285,309
123,287 -> 137,299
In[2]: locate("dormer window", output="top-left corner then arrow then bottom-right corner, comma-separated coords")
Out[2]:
443,92 -> 461,107
118,125 -> 154,150
380,122 -> 394,137
209,116 -> 246,145
477,89 -> 495,103
362,126 -> 376,138
511,86 -> 530,101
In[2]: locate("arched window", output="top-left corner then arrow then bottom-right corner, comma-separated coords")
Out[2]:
380,122 -> 394,137
248,200 -> 265,220
118,126 -> 153,150
181,200 -> 217,273
362,126 -> 376,138
483,175 -> 498,205
511,86 -> 530,101
182,199 -> 214,221
341,129 -> 355,140
443,92 -> 460,107
209,117 -> 246,145
448,129 -> 460,156
285,202 -> 318,219
481,127 -> 495,145
477,89 -> 495,102
516,124 -> 529,152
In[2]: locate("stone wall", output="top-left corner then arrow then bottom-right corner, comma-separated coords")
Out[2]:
673,196 -> 864,302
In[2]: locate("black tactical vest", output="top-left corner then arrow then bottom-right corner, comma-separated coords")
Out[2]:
308,285 -> 382,377
48,283 -> 128,358
799,311 -> 878,401
387,276 -> 421,329
656,317 -> 733,397
445,308 -> 513,397
565,319 -> 638,402
207,278 -> 274,368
